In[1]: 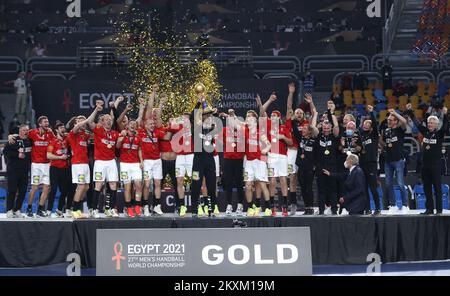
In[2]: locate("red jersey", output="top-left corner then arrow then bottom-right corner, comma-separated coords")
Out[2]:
119,134 -> 140,163
67,130 -> 89,164
159,127 -> 173,153
170,123 -> 193,155
93,126 -> 119,161
222,127 -> 245,159
47,137 -> 69,168
267,119 -> 291,155
29,128 -> 55,163
139,127 -> 165,160
245,127 -> 262,161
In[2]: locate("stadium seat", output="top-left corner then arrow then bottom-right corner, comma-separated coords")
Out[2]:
379,110 -> 388,122
410,96 -> 420,108
422,95 -> 431,104
387,96 -> 397,109
375,102 -> 387,112
343,96 -> 353,107
375,82 -> 383,90
428,82 -> 437,95
354,90 -> 363,104
333,84 -> 340,94
374,89 -> 386,102
398,96 -> 408,109
365,97 -> 375,106
414,109 -> 423,120
0,187 -> 6,213
385,89 -> 393,97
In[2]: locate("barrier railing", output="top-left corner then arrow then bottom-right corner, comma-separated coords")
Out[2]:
252,56 -> 301,73
25,57 -> 77,75
371,53 -> 440,71
303,55 -> 370,73
0,56 -> 24,73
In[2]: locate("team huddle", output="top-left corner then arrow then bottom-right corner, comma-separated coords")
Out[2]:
3,83 -> 448,219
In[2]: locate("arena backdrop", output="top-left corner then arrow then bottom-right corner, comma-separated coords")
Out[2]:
30,79 -> 295,124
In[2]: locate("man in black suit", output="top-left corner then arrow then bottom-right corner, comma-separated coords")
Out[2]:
323,153 -> 366,215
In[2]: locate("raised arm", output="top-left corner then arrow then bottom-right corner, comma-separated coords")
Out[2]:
388,108 -> 407,129
87,103 -> 103,130
136,96 -> 146,127
144,84 -> 158,120
261,93 -> 277,118
286,83 -> 295,119
155,94 -> 168,128
117,103 -> 133,131
405,103 -> 426,134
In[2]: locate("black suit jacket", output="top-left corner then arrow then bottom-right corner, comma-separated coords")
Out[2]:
332,166 -> 367,215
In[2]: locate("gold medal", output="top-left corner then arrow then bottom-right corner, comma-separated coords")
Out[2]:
425,145 -> 431,150
324,150 -> 330,155
107,144 -> 112,149
231,143 -> 236,148
185,141 -> 190,146
272,138 -> 278,143
388,143 -> 393,148
205,141 -> 211,146
300,154 -> 305,159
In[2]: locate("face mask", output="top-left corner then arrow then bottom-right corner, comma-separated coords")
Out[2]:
345,130 -> 354,137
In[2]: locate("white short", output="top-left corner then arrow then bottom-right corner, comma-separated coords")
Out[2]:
31,163 -> 50,185
175,154 -> 194,178
93,159 -> 119,182
71,163 -> 91,184
214,155 -> 220,177
120,162 -> 143,184
244,159 -> 268,183
287,149 -> 298,175
267,153 -> 289,178
143,159 -> 163,181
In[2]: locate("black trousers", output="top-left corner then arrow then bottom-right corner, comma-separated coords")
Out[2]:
162,159 -> 179,200
6,168 -> 29,212
223,158 -> 244,205
361,162 -> 380,211
47,166 -> 71,212
317,169 -> 338,213
191,154 -> 216,208
298,168 -> 314,208
422,164 -> 443,212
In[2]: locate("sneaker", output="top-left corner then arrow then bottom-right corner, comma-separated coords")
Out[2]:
290,204 -> 297,216
203,205 -> 210,217
271,207 -> 277,217
264,208 -> 272,217
153,205 -> 163,216
387,206 -> 398,215
225,204 -> 233,216
399,206 -> 410,215
56,210 -> 64,218
92,209 -> 100,219
213,205 -> 220,216
236,203 -> 244,216
373,209 -> 382,216
340,208 -> 349,216
104,209 -> 113,218
254,207 -> 261,216
72,210 -> 83,219
13,210 -> 22,218
127,207 -> 135,218
111,208 -> 119,218
6,210 -> 14,219
26,208 -> 34,218
303,208 -> 314,215
143,205 -> 151,217
36,209 -> 47,218
179,205 -> 187,217
197,205 -> 205,217
88,208 -> 94,218
247,207 -> 255,217
281,207 -> 288,217
134,205 -> 142,217
324,206 -> 332,215
46,210 -> 52,217
65,209 -> 72,218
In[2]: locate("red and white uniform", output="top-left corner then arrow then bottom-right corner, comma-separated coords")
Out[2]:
159,127 -> 173,153
284,118 -> 307,175
92,126 -> 119,182
67,130 -> 90,184
118,133 -> 142,184
171,122 -> 194,178
266,119 -> 291,178
222,126 -> 245,160
243,127 -> 268,182
139,127 -> 164,180
29,128 -> 55,185
47,137 -> 69,169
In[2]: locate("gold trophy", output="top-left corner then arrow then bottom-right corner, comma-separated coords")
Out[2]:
195,83 -> 206,94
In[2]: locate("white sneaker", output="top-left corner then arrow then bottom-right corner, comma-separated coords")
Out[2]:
104,209 -> 113,218
111,208 -> 119,218
88,208 -> 94,218
340,208 -> 349,216
225,204 -> 233,216
153,204 -> 163,216
388,206 -> 399,215
236,203 -> 244,216
92,209 -> 100,219
324,206 -> 332,215
46,210 -> 52,218
6,210 -> 14,219
399,206 -> 410,215
13,210 -> 22,218
56,210 -> 64,218
65,209 -> 72,218
143,205 -> 151,217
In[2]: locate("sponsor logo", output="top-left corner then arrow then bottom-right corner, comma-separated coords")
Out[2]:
95,172 -> 103,181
